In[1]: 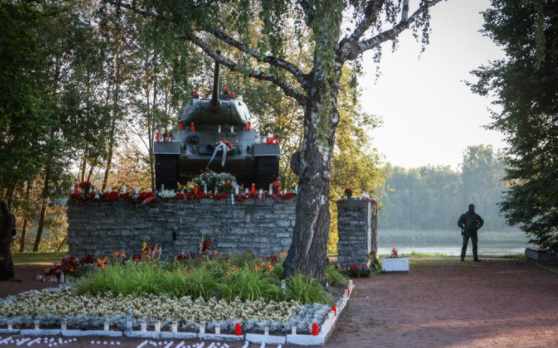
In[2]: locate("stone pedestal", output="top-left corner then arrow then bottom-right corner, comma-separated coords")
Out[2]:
67,198 -> 296,258
336,200 -> 377,268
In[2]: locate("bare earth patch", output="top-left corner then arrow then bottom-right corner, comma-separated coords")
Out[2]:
1,259 -> 558,348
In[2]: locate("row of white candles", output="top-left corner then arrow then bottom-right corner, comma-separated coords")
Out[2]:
74,184 -> 297,196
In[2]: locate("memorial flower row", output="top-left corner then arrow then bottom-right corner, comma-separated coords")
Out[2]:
0,287 -> 331,334
1,249 -> 347,334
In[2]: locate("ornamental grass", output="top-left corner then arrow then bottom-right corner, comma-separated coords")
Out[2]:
74,254 -> 340,305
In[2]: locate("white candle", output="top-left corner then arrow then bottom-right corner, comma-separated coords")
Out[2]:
218,125 -> 221,133
235,186 -> 239,195
161,184 -> 165,192
154,320 -> 161,332
104,320 -> 110,331
199,323 -> 205,334
122,185 -> 127,193
269,184 -> 273,194
172,322 -> 178,333
203,184 -> 207,194
291,326 -> 297,335
259,189 -> 263,196
230,125 -> 234,133
108,185 -> 112,193
140,321 -> 147,332
135,185 -> 139,194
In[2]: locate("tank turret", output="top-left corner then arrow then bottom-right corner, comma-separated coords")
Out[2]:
153,54 -> 281,191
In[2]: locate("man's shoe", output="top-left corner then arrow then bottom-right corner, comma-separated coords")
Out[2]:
474,259 -> 481,262
460,259 -> 464,262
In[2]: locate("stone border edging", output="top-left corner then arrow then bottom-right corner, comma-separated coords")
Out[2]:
0,283 -> 355,346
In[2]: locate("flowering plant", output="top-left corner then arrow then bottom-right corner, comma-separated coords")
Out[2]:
345,264 -> 372,277
79,181 -> 92,189
389,248 -> 403,258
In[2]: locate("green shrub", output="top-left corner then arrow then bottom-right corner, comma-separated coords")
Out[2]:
325,265 -> 349,287
219,267 -> 284,301
287,274 -> 333,304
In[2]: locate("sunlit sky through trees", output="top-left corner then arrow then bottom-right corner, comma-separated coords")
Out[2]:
360,0 -> 506,169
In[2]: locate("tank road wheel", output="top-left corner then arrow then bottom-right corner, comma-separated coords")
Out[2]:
255,156 -> 280,189
155,155 -> 179,191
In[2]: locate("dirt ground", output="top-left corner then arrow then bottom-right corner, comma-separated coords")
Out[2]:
1,259 -> 558,348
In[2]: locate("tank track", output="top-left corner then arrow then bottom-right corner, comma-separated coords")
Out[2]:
255,156 -> 280,189
155,155 -> 179,191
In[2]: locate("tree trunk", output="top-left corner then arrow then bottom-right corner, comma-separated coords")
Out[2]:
19,181 -> 32,252
33,173 -> 50,252
284,76 -> 341,278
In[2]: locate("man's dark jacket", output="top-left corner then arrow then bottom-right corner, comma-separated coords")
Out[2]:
457,211 -> 484,234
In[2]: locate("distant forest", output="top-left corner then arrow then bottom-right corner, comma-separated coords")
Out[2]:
380,145 -> 511,232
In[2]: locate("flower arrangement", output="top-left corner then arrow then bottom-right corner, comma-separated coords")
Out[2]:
389,248 -> 403,258
192,170 -> 238,193
344,264 -> 372,278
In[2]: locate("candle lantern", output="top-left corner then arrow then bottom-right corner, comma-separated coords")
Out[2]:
277,187 -> 281,195
218,125 -> 222,133
234,323 -> 242,336
269,183 -> 273,194
122,185 -> 127,194
191,122 -> 195,133
179,122 -> 183,131
235,186 -> 239,195
194,185 -> 198,195
251,183 -> 256,195
74,185 -> 78,194
311,323 -> 319,336
230,125 -> 234,133
108,185 -> 112,193
156,133 -> 160,142
203,184 -> 208,195
135,185 -> 140,194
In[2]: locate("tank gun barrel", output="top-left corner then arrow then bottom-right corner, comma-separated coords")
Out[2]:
210,52 -> 221,107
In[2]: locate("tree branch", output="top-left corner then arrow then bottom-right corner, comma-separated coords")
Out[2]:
184,32 -> 307,105
338,0 -> 385,56
343,0 -> 443,61
103,0 -> 308,105
211,26 -> 308,88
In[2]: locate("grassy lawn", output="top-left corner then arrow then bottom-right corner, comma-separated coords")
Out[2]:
12,252 -> 66,266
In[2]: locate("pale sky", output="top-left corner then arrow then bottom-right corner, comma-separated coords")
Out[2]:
360,0 -> 506,169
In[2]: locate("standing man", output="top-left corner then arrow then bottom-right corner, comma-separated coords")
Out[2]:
0,200 -> 16,281
457,204 -> 484,262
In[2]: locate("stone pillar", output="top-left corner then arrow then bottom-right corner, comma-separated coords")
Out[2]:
336,199 -> 378,268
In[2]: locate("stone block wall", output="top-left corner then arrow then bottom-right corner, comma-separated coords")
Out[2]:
336,200 -> 378,268
67,198 -> 297,258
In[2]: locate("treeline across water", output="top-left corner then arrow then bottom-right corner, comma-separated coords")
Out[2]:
380,145 -> 511,232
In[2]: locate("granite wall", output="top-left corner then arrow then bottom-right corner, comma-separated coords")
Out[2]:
67,198 -> 297,258
336,200 -> 378,268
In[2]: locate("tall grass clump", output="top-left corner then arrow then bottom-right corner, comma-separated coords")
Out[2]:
287,274 -> 333,304
218,267 -> 284,301
325,265 -> 349,287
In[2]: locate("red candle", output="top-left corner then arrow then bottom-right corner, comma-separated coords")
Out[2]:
190,122 -> 195,133
277,187 -> 281,195
346,288 -> 350,297
74,185 -> 78,194
311,323 -> 319,336
178,122 -> 183,131
156,133 -> 160,142
251,183 -> 255,195
332,305 -> 337,316
194,185 -> 198,195
234,323 -> 242,336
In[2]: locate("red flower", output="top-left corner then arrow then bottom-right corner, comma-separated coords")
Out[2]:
272,181 -> 281,188
79,181 -> 92,189
213,194 -> 227,201
109,191 -> 119,201
119,192 -> 130,200
175,192 -> 186,200
70,193 -> 82,200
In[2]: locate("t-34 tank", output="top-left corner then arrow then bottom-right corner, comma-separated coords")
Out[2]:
153,57 -> 280,191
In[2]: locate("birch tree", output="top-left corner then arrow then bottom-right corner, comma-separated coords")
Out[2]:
105,0 -> 446,277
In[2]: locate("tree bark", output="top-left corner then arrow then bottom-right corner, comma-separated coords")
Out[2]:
19,180 -> 32,252
284,70 -> 341,278
33,173 -> 50,252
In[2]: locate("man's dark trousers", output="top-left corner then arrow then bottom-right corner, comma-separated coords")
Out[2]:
461,230 -> 478,260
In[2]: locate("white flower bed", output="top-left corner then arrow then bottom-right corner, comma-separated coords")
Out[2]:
0,287 -> 330,334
